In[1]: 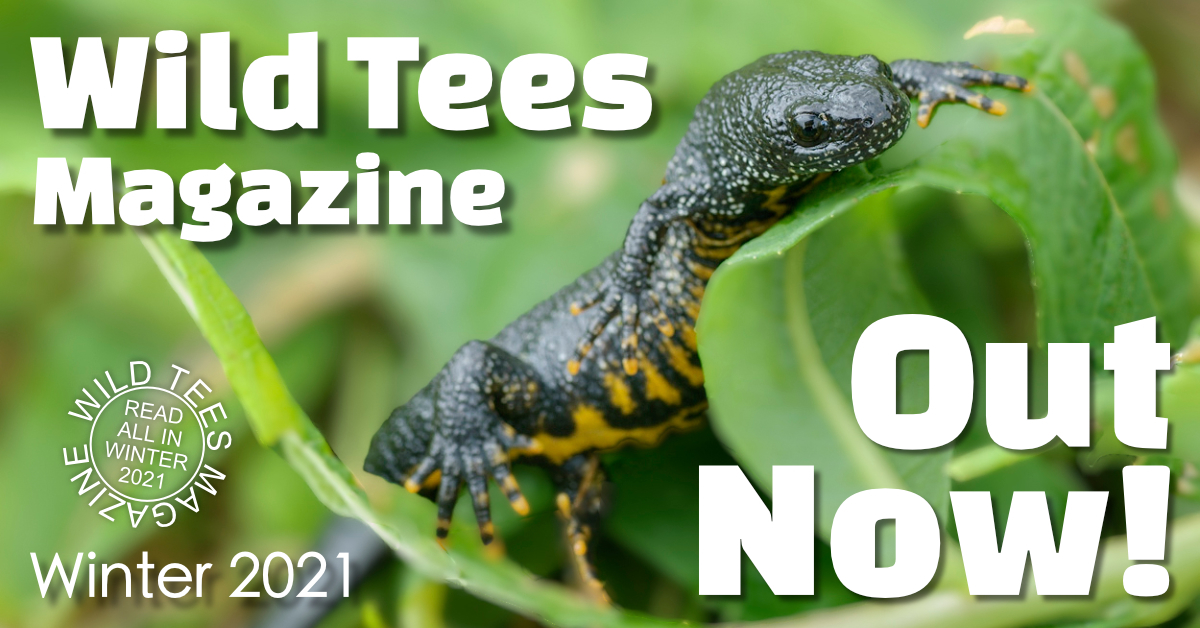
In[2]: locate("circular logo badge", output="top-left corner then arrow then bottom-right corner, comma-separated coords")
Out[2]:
89,386 -> 207,502
63,361 -> 231,528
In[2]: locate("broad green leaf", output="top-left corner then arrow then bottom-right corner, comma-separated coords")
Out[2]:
701,192 -> 946,538
698,1 -> 1187,542
1013,5 -> 1194,344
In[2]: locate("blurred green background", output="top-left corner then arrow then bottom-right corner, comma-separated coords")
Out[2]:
4,0 -> 1200,626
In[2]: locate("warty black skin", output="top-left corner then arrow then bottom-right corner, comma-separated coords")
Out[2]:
365,50 -> 1028,592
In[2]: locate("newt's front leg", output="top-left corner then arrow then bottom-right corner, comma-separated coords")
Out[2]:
365,340 -> 542,546
890,59 -> 1032,127
568,201 -> 685,377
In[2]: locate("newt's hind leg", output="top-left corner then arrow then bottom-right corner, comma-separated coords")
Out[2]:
553,454 -> 611,604
365,340 -> 545,547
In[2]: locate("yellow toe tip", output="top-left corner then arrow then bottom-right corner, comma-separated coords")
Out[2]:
511,496 -> 531,516
404,479 -> 422,493
623,358 -> 639,376
988,101 -> 1008,115
567,360 -> 580,376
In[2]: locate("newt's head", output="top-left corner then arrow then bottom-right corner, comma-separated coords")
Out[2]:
667,50 -> 909,203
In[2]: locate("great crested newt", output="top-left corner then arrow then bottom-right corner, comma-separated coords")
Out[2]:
364,50 -> 1030,597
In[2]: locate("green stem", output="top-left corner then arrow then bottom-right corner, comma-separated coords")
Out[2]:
948,444 -> 1038,483
400,571 -> 449,628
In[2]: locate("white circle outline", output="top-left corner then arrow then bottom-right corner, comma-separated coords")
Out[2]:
88,385 -> 207,503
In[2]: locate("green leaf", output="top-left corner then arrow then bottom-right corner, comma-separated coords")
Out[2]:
698,1 -> 1188,543
1158,327 -> 1200,478
701,192 -> 947,538
1014,5 -> 1194,344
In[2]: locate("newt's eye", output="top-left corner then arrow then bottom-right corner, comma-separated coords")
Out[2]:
790,112 -> 829,147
